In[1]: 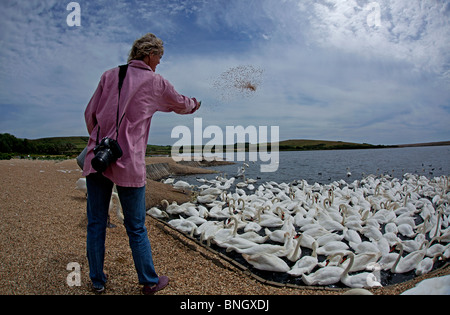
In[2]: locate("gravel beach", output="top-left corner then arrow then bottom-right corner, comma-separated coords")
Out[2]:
0,158 -> 448,295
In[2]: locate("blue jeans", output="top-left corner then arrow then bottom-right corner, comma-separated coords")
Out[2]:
86,173 -> 159,288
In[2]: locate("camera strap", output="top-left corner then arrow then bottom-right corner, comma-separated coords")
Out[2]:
115,64 -> 129,141
94,64 -> 129,146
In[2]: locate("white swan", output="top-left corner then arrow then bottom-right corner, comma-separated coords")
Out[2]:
162,177 -> 174,185
265,228 -> 293,243
208,204 -> 234,220
302,263 -> 344,286
256,207 -> 284,228
213,217 -> 239,243
343,227 -> 362,244
401,238 -> 427,254
196,194 -> 218,204
109,191 -> 124,224
288,242 -> 318,277
350,241 -> 381,256
316,233 -> 344,247
340,252 -> 381,273
76,178 -> 87,196
384,222 -> 398,234
342,288 -> 374,295
415,254 -> 444,276
401,275 -> 450,295
173,180 -> 192,190
197,221 -> 224,239
397,223 -> 416,238
181,203 -> 200,217
242,253 -> 290,273
426,237 -> 449,258
296,232 -> 316,250
317,252 -> 345,268
390,242 -> 427,274
360,226 -> 383,242
286,234 -> 303,262
199,187 -> 223,196
217,236 -> 259,251
237,230 -> 269,244
146,206 -> 169,219
243,220 -> 262,233
302,226 -> 330,239
185,215 -> 207,226
316,241 -> 349,256
208,217 -> 263,249
317,213 -> 345,232
340,252 -> 382,288
168,217 -> 197,234
161,199 -> 184,215
225,232 -> 291,256
77,178 -> 124,224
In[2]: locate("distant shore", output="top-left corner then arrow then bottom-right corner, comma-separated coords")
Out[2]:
395,140 -> 450,148
2,133 -> 449,161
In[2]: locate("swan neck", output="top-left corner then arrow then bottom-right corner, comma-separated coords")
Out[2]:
391,243 -> 404,273
257,207 -> 262,222
341,253 -> 354,279
311,242 -> 318,258
292,235 -> 302,257
232,217 -> 239,236
433,213 -> 442,239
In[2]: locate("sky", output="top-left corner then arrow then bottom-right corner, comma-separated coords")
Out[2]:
0,0 -> 449,146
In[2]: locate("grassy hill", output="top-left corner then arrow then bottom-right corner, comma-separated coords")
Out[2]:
276,139 -> 383,151
30,136 -> 89,151
0,134 -> 173,159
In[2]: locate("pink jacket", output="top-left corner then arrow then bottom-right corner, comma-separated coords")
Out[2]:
82,60 -> 199,187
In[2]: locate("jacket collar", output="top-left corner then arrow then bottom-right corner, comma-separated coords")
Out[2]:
128,60 -> 153,72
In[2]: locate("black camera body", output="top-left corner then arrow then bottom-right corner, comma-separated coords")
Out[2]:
91,137 -> 123,173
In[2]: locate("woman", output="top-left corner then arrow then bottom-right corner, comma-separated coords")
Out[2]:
82,33 -> 201,294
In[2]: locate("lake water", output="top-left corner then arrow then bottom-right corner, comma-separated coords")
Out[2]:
176,145 -> 450,185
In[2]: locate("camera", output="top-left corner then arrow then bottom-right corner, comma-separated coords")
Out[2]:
91,137 -> 123,173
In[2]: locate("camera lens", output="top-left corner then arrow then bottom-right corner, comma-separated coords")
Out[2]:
91,149 -> 113,173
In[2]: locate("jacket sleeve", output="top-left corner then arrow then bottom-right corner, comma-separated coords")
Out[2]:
84,76 -> 104,134
157,77 -> 199,114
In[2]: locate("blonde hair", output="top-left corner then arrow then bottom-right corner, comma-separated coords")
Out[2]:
128,33 -> 164,63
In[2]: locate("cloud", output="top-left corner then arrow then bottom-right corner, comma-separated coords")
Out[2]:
299,0 -> 450,80
0,0 -> 448,146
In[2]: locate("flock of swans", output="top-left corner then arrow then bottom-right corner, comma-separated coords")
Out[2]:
148,169 -> 450,289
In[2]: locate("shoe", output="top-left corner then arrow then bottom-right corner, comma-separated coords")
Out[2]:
142,276 -> 169,295
91,283 -> 105,294
90,274 -> 107,294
